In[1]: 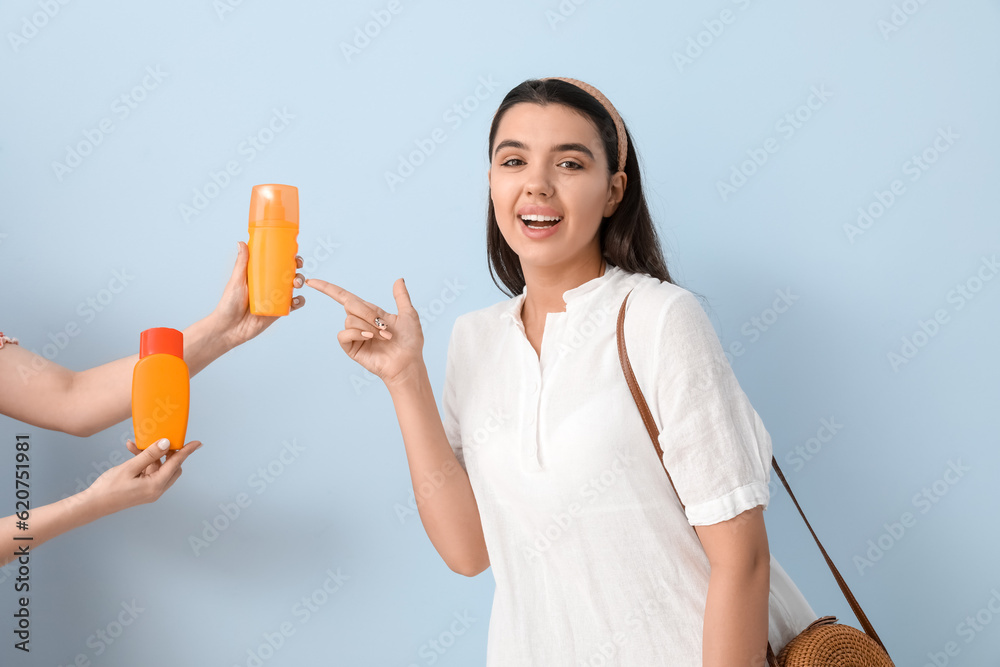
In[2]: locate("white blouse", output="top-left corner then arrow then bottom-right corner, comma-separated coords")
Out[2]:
442,264 -> 817,666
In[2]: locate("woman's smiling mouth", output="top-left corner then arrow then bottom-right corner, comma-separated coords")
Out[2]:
518,215 -> 562,239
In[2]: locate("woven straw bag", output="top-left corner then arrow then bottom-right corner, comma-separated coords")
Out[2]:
615,289 -> 894,667
774,615 -> 893,666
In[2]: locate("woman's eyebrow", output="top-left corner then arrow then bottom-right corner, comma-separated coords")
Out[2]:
493,139 -> 526,158
552,143 -> 595,160
493,140 -> 595,160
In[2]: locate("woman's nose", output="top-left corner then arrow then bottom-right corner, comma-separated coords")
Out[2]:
523,164 -> 553,197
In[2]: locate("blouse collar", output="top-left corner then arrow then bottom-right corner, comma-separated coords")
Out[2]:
500,264 -> 625,324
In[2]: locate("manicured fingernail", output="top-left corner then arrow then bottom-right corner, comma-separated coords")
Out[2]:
379,329 -> 392,339
157,438 -> 170,450
361,331 -> 374,338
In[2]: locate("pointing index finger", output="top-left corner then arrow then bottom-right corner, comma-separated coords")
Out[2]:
305,278 -> 351,305
306,279 -> 388,327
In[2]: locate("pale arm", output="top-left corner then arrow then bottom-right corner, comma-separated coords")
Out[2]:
1,438 -> 201,567
695,505 -> 772,667
387,363 -> 490,577
306,277 -> 490,577
0,242 -> 304,437
0,317 -> 229,436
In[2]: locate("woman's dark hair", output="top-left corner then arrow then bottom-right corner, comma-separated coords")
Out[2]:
486,78 -> 673,296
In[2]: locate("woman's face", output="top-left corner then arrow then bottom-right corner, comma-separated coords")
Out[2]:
489,102 -> 625,274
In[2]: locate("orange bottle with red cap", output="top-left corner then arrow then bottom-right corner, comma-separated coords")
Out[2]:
248,183 -> 299,316
131,327 -> 189,450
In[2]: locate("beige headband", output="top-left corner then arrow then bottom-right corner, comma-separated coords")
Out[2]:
543,77 -> 627,173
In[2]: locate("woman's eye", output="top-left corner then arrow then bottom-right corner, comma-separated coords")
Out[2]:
497,158 -> 582,168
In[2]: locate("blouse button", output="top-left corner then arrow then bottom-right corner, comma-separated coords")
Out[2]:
529,381 -> 540,395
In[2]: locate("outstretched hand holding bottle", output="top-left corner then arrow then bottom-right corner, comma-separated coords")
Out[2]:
0,438 -> 200,567
0,242 -> 302,562
306,277 -> 490,576
0,243 -> 304,437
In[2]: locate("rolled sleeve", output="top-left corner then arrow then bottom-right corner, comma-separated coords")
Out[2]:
645,290 -> 773,526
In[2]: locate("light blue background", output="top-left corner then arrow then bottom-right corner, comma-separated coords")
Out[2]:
1,1 -> 998,665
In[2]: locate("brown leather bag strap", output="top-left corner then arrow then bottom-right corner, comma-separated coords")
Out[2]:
766,642 -> 779,667
768,457 -> 886,651
615,288 -> 888,657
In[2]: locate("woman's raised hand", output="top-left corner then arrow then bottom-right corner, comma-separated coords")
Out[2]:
305,277 -> 423,389
210,241 -> 306,348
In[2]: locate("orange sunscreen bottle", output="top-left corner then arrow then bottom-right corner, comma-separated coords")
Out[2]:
248,183 -> 299,316
131,327 -> 189,450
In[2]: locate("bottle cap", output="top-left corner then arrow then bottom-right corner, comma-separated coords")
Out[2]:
249,184 -> 298,228
139,327 -> 184,360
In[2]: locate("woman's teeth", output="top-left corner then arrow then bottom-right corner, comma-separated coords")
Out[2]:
521,214 -> 562,228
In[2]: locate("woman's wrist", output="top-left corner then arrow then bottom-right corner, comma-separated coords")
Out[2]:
57,487 -> 117,533
385,359 -> 430,397
183,312 -> 234,374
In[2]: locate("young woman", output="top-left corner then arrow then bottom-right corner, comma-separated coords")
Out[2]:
0,242 -> 305,566
308,78 -> 816,666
